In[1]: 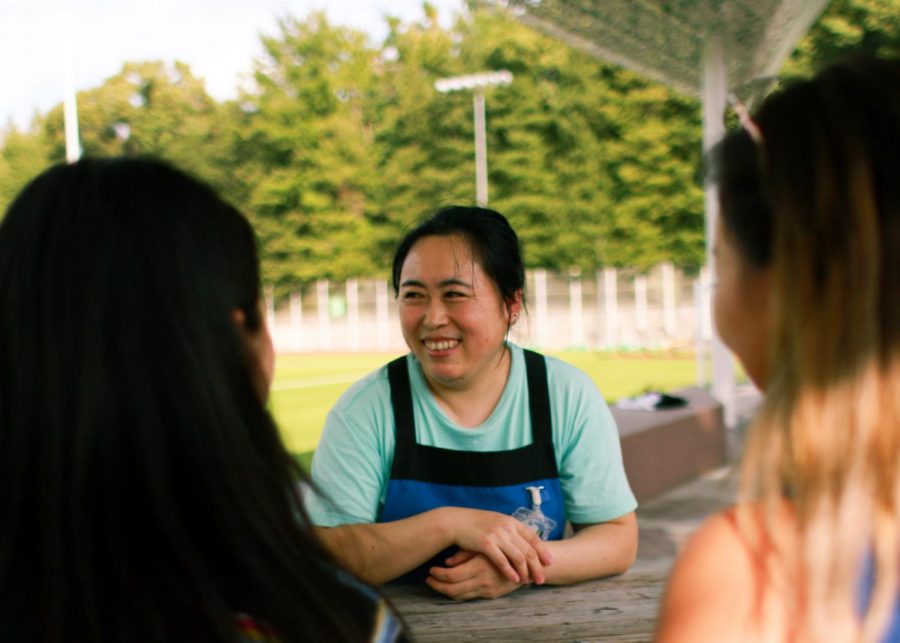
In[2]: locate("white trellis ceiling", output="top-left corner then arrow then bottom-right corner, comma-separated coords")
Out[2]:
490,0 -> 831,99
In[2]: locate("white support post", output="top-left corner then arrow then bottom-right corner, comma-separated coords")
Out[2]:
534,269 -> 550,349
700,266 -> 713,341
346,278 -> 360,352
289,289 -> 303,326
703,37 -> 737,430
289,289 -> 303,352
316,279 -> 331,351
376,279 -> 390,351
661,262 -> 677,338
265,283 -> 275,329
694,279 -> 707,387
568,269 -> 584,348
635,273 -> 648,334
58,13 -> 81,163
473,92 -> 488,206
603,267 -> 618,349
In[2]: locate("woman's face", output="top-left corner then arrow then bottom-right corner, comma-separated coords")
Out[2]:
398,234 -> 520,392
237,299 -> 275,402
713,220 -> 772,388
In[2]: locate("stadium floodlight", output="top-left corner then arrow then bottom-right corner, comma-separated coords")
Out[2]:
434,70 -> 513,93
434,70 -> 513,206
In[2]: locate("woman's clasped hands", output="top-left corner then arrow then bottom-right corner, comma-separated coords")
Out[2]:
429,507 -> 554,600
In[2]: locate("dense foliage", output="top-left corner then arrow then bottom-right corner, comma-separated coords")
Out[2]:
2,0 -> 897,288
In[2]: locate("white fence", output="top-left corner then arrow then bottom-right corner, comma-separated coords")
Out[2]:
268,263 -> 715,357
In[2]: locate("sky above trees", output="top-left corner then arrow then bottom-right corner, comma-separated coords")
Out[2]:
0,0 -> 463,129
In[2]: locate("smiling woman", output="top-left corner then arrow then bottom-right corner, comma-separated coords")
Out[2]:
306,206 -> 638,600
396,233 -> 520,425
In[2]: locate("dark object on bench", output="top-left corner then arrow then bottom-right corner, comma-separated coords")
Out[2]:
616,391 -> 689,411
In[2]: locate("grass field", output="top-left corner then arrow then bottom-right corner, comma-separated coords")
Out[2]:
270,350 -> 699,468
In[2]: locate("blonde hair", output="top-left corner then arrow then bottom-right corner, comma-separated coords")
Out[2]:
720,56 -> 900,641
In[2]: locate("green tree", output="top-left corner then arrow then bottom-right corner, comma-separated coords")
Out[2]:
373,4 -> 476,255
442,8 -> 705,270
785,0 -> 900,76
231,12 -> 384,287
455,9 -> 612,269
599,81 -> 704,269
39,61 -> 228,189
10,0 -> 891,279
0,124 -> 53,216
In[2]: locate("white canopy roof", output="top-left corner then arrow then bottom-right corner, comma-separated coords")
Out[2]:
492,0 -> 830,99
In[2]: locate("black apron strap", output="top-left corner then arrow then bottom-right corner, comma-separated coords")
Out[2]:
387,356 -> 416,446
390,350 -> 553,447
523,349 -> 553,445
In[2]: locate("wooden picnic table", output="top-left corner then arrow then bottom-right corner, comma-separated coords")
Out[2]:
385,563 -> 666,642
384,465 -> 739,642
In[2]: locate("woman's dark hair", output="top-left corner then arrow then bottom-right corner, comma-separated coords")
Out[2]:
712,55 -> 900,275
0,158 -> 378,642
710,126 -> 774,269
391,205 -> 525,309
712,54 -> 900,364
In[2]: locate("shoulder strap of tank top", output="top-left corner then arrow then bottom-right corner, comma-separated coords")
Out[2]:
387,355 -> 416,446
523,348 -> 553,445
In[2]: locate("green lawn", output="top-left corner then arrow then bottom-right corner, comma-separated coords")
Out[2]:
271,350 -> 699,469
270,352 -> 403,454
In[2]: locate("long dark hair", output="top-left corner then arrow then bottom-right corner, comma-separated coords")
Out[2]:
0,158 -> 376,641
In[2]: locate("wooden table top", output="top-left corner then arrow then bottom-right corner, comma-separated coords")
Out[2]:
385,561 -> 668,642
384,466 -> 738,643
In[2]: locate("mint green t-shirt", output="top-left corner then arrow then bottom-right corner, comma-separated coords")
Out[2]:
306,344 -> 636,526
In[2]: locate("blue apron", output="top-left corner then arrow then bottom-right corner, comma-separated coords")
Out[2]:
378,349 -> 565,583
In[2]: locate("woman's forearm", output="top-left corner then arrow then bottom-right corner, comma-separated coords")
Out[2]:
314,506 -> 554,585
542,512 -> 638,585
314,508 -> 453,584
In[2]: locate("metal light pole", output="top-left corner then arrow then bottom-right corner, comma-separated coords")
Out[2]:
435,70 -> 513,206
58,12 -> 81,163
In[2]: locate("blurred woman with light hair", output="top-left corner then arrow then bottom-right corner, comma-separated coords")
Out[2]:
656,55 -> 900,642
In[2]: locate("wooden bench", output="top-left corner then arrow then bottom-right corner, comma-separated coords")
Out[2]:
613,386 -> 726,502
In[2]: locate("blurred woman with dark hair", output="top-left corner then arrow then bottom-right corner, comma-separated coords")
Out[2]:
0,157 -> 404,642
